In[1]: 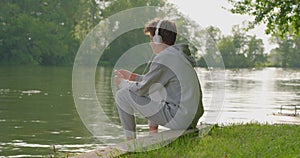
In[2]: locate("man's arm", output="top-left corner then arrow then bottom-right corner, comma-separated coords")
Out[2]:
118,63 -> 172,97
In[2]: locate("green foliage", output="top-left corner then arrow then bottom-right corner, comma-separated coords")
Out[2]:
198,25 -> 266,68
97,0 -> 204,67
0,0 -> 171,66
228,0 -> 300,37
268,35 -> 300,68
100,0 -> 166,19
227,0 -> 299,68
1,0 -> 296,68
197,26 -> 222,67
0,0 -> 98,65
99,28 -> 149,66
97,0 -> 165,67
73,0 -> 102,41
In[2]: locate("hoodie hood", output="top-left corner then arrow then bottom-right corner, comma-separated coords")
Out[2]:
171,44 -> 197,67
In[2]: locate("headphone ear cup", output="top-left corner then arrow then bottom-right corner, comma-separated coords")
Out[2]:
153,35 -> 162,44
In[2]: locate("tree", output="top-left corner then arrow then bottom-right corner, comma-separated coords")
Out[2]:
197,26 -> 223,67
269,35 -> 300,67
100,0 -> 165,19
245,35 -> 266,66
214,25 -> 266,68
97,0 -> 206,67
0,0 -> 101,65
217,35 -> 240,68
231,25 -> 247,55
73,0 -> 102,41
228,0 -> 300,37
97,0 -> 166,66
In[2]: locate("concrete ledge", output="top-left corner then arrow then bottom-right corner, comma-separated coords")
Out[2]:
72,125 -> 212,158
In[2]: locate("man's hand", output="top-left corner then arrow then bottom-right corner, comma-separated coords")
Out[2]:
115,69 -> 137,81
149,125 -> 158,134
114,71 -> 124,86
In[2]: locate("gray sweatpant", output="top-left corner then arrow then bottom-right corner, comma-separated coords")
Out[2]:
115,87 -> 178,139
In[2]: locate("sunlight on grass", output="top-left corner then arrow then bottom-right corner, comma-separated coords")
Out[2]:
120,123 -> 300,157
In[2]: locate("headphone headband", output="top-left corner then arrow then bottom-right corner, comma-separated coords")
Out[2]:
153,20 -> 163,44
155,20 -> 163,36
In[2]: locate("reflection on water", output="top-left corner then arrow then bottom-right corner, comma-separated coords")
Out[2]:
0,66 -> 299,157
0,66 -> 98,157
198,67 -> 300,125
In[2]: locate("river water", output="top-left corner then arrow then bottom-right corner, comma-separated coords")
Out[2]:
0,66 -> 299,157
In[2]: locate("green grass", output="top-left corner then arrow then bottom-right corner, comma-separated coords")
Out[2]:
120,123 -> 300,158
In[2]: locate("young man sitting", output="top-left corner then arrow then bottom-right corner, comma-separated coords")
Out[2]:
114,19 -> 204,140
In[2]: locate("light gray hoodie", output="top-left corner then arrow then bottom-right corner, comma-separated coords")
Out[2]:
120,44 -> 204,129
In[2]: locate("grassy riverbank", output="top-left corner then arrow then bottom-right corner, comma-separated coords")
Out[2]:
121,123 -> 300,157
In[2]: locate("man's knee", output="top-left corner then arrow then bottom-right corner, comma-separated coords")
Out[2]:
115,88 -> 129,106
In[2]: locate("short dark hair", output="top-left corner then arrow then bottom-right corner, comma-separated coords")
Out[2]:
144,19 -> 177,45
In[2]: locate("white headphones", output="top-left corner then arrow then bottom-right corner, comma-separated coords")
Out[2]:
153,20 -> 163,44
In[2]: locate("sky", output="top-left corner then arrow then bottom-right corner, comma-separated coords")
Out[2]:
167,0 -> 276,53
